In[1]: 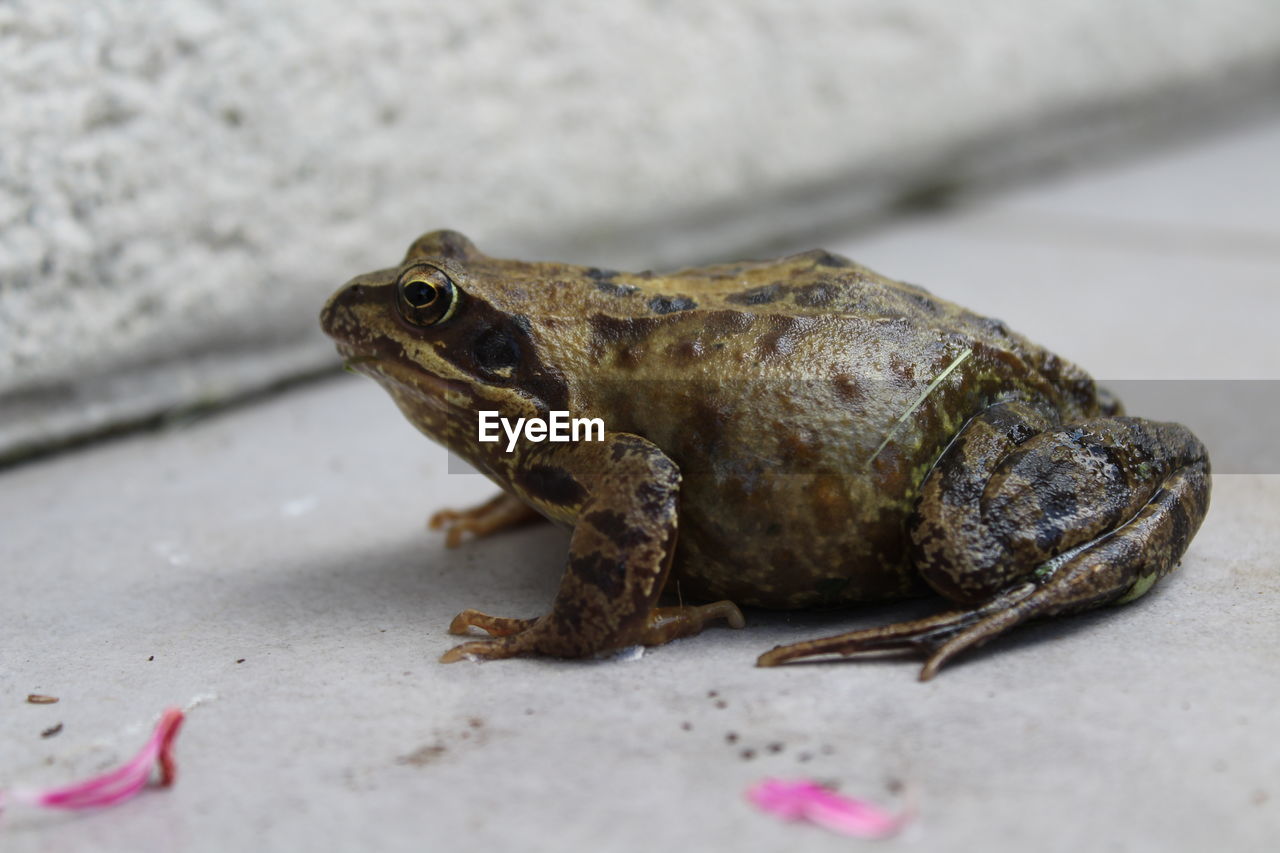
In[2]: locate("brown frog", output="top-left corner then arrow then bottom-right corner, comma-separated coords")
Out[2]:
320,230 -> 1210,679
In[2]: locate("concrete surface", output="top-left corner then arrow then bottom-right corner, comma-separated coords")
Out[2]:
5,1 -> 1280,463
2,121 -> 1279,851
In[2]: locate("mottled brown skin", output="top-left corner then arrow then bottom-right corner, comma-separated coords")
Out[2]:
321,230 -> 1210,678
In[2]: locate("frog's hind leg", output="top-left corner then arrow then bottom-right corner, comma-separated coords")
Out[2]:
428,491 -> 542,548
757,401 -> 1211,680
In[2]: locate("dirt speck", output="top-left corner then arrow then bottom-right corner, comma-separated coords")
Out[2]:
236,658 -> 246,664
26,694 -> 58,704
680,721 -> 692,731
397,743 -> 446,766
797,752 -> 813,763
41,723 -> 63,738
468,717 -> 484,729
740,748 -> 756,761
766,741 -> 784,753
725,732 -> 739,744
714,699 -> 727,709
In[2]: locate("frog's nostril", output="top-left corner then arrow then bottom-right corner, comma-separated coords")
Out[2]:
320,291 -> 349,335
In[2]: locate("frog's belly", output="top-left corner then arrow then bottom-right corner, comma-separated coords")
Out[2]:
668,471 -> 929,608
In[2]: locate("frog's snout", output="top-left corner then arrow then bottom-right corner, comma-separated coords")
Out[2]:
321,269 -> 398,341
320,280 -> 361,339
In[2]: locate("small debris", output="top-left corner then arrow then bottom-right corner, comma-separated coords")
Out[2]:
147,656 -> 155,662
397,744 -> 447,767
797,752 -> 813,763
725,732 -> 739,744
766,742 -> 784,754
714,699 -> 728,709
27,694 -> 59,704
41,723 -> 63,739
740,748 -> 756,761
468,717 -> 484,729
235,659 -> 246,664
680,721 -> 692,731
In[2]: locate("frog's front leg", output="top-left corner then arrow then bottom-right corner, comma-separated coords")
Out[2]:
758,400 -> 1210,679
440,434 -> 744,662
428,492 -> 541,548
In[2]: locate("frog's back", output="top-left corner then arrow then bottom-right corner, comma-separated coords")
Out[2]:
554,249 -> 1108,608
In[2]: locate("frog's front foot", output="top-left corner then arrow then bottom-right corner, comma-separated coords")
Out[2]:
428,491 -> 541,547
440,601 -> 745,662
438,433 -> 745,663
759,402 -> 1210,680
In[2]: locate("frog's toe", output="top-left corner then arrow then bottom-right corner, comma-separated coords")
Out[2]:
448,609 -> 538,637
642,600 -> 746,646
440,636 -> 525,663
428,492 -> 541,548
755,583 -> 1034,677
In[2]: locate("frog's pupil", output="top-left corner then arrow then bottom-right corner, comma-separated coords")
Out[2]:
404,281 -> 437,307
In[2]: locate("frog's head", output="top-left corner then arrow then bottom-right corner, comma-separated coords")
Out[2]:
321,230 -> 570,477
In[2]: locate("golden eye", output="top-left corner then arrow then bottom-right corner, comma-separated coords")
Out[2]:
397,266 -> 458,326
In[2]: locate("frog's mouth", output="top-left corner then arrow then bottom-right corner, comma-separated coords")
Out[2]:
337,343 -> 453,397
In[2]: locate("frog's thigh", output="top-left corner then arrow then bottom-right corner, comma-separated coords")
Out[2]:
441,434 -> 740,662
912,411 -> 1210,606
760,404 -> 1211,679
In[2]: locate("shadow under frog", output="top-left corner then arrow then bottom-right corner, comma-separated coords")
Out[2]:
320,230 -> 1210,680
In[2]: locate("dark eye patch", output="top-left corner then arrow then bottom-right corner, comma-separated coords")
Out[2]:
473,327 -> 521,372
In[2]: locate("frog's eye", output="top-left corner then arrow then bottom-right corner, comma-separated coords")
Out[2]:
396,266 -> 458,326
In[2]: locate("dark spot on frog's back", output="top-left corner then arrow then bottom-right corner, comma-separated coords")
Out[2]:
983,316 -> 1010,336
515,465 -> 586,507
587,268 -> 640,297
901,287 -> 941,314
671,340 -> 705,362
726,283 -> 785,306
809,250 -> 854,269
756,314 -> 810,359
589,314 -> 666,346
792,281 -> 837,307
648,295 -> 697,315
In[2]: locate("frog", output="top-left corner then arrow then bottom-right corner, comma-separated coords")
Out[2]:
320,229 -> 1211,679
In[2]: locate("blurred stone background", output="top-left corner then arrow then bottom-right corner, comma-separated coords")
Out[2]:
3,0 -> 1279,462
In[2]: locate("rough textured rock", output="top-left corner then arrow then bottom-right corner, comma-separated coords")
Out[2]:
2,0 -> 1279,460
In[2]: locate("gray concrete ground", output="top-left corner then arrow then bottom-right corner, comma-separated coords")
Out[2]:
2,118 -> 1279,851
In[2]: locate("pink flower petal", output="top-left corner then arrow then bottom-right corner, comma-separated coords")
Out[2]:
746,778 -> 905,839
2,707 -> 185,815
